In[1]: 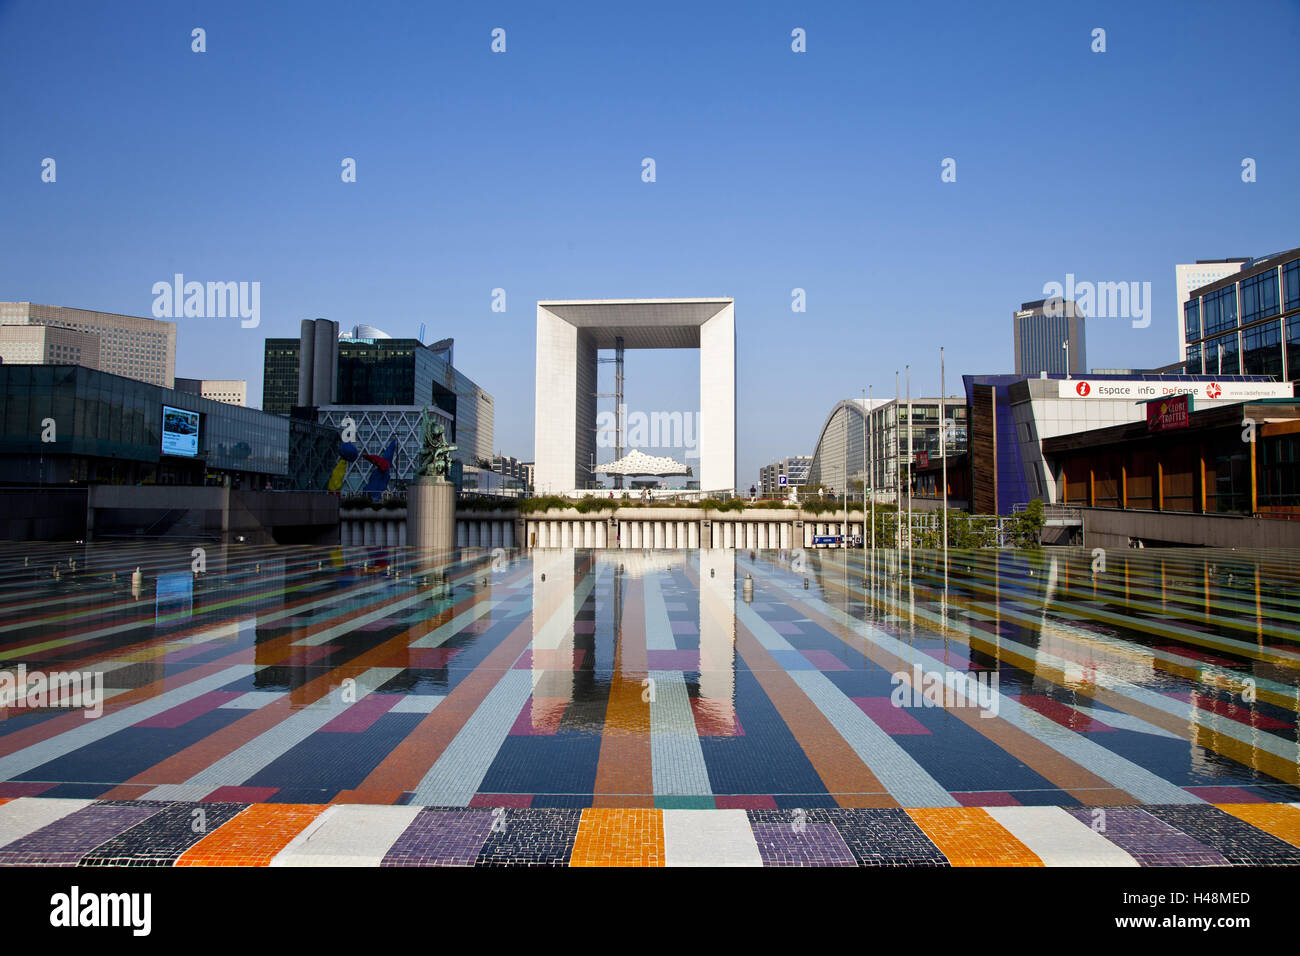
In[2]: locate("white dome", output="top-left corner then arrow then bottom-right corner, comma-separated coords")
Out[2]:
341,324 -> 392,340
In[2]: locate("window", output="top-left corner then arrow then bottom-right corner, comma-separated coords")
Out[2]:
1285,259 -> 1300,311
1184,298 -> 1200,342
1205,332 -> 1240,375
1242,322 -> 1282,377
1240,270 -> 1280,324
1287,315 -> 1300,383
1205,286 -> 1238,335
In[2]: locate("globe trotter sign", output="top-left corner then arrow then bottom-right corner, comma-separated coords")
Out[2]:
1146,394 -> 1191,432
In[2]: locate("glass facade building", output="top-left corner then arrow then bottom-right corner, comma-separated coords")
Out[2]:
807,398 -> 967,499
262,338 -> 301,415
262,332 -> 494,466
0,364 -> 335,489
1183,247 -> 1300,384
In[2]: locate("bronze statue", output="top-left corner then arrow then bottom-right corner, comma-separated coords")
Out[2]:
415,408 -> 457,479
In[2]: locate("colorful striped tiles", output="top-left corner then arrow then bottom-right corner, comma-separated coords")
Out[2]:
0,797 -> 1296,866
0,542 -> 1298,865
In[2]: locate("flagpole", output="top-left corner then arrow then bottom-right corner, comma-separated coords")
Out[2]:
868,385 -> 874,553
941,346 -> 948,565
906,364 -> 912,553
895,371 -> 901,551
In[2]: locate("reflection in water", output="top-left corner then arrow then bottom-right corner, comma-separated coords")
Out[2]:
1,541 -> 1297,803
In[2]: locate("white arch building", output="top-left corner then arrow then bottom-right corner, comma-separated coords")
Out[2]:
533,298 -> 736,494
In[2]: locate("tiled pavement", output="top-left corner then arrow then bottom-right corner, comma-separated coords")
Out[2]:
0,796 -> 1297,866
3,543 -> 1300,866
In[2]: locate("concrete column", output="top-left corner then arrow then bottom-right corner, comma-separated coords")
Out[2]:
803,522 -> 813,547
689,522 -> 700,548
399,522 -> 407,546
723,522 -> 733,549
407,478 -> 455,553
619,520 -> 629,549
780,522 -> 791,549
504,522 -> 514,549
596,521 -> 607,548
654,522 -> 665,549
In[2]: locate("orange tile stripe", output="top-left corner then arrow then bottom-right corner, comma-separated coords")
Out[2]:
103,565 -> 513,799
353,560 -> 565,796
683,561 -> 896,808
1215,803 -> 1300,848
593,577 -> 654,808
570,808 -> 664,867
176,803 -> 326,867
906,808 -> 1043,866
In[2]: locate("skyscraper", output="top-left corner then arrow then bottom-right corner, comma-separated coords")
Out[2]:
1013,299 -> 1086,377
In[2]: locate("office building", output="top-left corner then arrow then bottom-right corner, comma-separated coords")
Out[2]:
0,364 -> 336,489
1044,397 -> 1300,517
0,324 -> 100,370
262,322 -> 495,466
962,372 -> 1292,515
0,302 -> 176,387
758,456 -> 811,496
806,397 -> 966,499
262,337 -> 302,415
1182,247 -> 1300,383
175,378 -> 247,407
1175,259 -> 1248,360
1013,299 -> 1086,377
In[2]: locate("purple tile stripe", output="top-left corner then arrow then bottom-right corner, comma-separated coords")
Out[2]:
851,697 -> 931,735
0,803 -> 163,865
134,691 -> 243,729
800,649 -> 849,671
647,650 -> 700,671
381,809 -> 494,867
319,694 -> 400,733
751,822 -> 856,867
1064,807 -> 1228,866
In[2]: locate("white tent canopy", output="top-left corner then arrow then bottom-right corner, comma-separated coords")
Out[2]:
594,449 -> 689,477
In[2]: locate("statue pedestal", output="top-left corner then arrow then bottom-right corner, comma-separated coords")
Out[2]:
407,477 -> 456,553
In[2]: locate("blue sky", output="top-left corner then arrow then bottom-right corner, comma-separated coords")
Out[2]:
2,0 -> 1298,486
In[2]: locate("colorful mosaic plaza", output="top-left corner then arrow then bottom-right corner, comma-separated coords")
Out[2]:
0,541 -> 1298,865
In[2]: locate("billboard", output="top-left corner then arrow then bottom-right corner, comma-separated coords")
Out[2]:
1058,379 -> 1291,402
161,405 -> 199,457
1146,394 -> 1192,432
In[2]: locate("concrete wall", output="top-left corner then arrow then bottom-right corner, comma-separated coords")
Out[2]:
0,489 -> 88,540
1082,507 -> 1300,549
521,506 -> 869,550
86,486 -> 338,544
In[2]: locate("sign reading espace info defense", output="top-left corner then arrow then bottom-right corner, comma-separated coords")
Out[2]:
1146,394 -> 1191,432
1058,379 -> 1291,401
